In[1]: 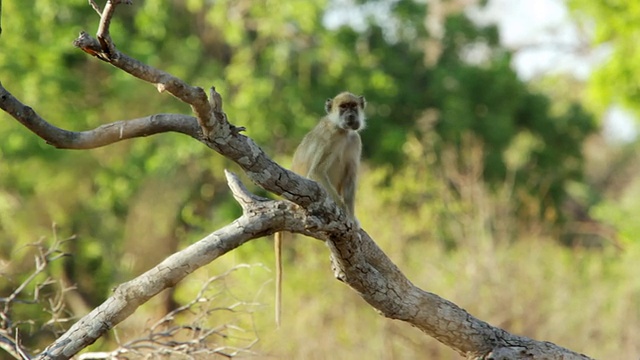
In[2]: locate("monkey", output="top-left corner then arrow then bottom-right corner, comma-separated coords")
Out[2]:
291,92 -> 366,216
274,91 -> 366,327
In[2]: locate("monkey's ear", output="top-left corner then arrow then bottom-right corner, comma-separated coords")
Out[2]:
325,98 -> 333,113
359,96 -> 367,109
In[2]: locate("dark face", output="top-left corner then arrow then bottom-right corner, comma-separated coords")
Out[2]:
325,93 -> 366,131
339,101 -> 362,130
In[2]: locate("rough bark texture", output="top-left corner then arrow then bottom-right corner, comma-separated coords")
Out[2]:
0,2 -> 593,360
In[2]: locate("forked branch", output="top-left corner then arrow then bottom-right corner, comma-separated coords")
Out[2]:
0,84 -> 199,149
33,172 -> 305,360
74,0 -> 213,137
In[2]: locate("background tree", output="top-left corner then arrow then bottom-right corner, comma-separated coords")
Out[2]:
566,0 -> 640,248
567,0 -> 640,116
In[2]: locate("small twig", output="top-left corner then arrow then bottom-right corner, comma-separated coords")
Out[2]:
0,233 -> 74,359
87,0 -> 101,15
0,329 -> 31,360
95,0 -> 132,59
2,251 -> 48,315
209,88 -> 221,111
225,170 -> 270,210
79,266 -> 261,359
210,87 -> 245,135
79,0 -> 217,139
71,31 -> 215,139
14,329 -> 30,360
96,5 -> 115,59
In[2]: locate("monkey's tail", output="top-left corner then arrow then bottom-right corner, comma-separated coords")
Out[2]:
274,232 -> 283,328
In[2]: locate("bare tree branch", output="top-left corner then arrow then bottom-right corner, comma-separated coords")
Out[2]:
31,171 -> 590,360
73,26 -> 214,138
0,329 -> 31,360
0,84 -> 199,149
95,1 -> 132,59
87,0 -> 102,16
1,230 -> 75,360
34,172 -> 307,360
78,265 -> 261,359
0,81 -> 344,226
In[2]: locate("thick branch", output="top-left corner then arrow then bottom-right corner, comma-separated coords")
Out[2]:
0,84 -> 198,149
0,81 -> 342,220
36,172 -> 305,360
326,229 -> 591,359
70,24 -> 336,215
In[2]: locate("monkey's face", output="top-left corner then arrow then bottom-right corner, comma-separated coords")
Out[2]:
326,92 -> 367,131
338,101 -> 364,130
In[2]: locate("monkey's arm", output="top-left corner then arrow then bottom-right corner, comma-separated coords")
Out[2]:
307,161 -> 348,211
292,120 -> 352,213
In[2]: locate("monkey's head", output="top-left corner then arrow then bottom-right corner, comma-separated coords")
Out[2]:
325,92 -> 366,131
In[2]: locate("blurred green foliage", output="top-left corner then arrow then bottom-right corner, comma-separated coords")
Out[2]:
0,0 -> 600,355
568,0 -> 640,116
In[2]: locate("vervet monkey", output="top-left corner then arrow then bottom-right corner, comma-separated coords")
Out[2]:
274,92 -> 366,326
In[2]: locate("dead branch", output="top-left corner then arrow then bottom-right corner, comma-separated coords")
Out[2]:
32,172 -> 591,360
1,230 -> 75,360
78,265 -> 260,360
0,330 -> 31,360
33,172 -> 307,360
0,80 -> 343,227
0,87 -> 199,149
87,0 -> 102,16
73,1 -> 214,138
